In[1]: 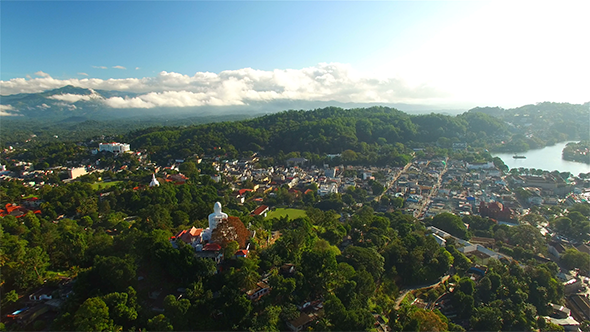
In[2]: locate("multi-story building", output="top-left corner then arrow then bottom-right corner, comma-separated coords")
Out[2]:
99,142 -> 131,153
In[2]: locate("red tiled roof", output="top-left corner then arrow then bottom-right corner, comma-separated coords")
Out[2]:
5,203 -> 20,213
203,243 -> 222,251
251,205 -> 269,216
174,227 -> 204,244
238,189 -> 253,196
1,203 -> 40,218
236,249 -> 248,256
189,227 -> 203,237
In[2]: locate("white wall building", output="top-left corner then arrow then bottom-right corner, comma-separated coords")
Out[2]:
466,162 -> 495,170
99,142 -> 131,153
69,167 -> 87,179
318,183 -> 338,196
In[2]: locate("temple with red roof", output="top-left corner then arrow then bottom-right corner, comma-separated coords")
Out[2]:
170,226 -> 204,249
170,202 -> 251,265
0,203 -> 41,218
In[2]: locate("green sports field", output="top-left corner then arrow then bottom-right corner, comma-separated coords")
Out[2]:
91,181 -> 122,190
265,208 -> 307,220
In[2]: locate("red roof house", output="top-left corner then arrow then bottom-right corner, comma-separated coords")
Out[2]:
250,205 -> 269,217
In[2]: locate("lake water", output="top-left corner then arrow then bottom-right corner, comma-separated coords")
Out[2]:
492,141 -> 590,176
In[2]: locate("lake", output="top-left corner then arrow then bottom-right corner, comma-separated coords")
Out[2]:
492,141 -> 590,176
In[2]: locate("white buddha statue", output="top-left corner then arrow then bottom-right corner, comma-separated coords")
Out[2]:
208,202 -> 227,231
202,202 -> 228,242
149,173 -> 160,187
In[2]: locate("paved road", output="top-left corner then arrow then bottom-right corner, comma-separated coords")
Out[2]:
415,159 -> 448,219
393,275 -> 450,310
375,162 -> 412,202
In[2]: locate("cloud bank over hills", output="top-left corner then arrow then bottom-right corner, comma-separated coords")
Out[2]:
1,63 -> 453,110
0,105 -> 19,116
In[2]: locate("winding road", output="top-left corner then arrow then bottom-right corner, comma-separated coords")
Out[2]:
393,275 -> 450,310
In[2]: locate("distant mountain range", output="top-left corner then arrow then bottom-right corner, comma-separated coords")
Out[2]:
0,85 -> 467,121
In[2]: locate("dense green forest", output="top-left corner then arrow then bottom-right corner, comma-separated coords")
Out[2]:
0,113 -> 257,146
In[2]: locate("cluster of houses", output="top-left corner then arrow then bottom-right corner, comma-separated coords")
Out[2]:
211,156 -> 406,203
0,197 -> 42,218
380,158 -> 521,222
1,141 -> 147,190
4,278 -> 73,328
428,225 -> 590,331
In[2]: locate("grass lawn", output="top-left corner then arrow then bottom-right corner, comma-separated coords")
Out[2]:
265,208 -> 307,220
91,181 -> 123,190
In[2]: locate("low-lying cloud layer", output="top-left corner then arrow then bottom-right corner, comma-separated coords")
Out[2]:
47,90 -> 103,103
1,63 -> 450,109
0,105 -> 20,116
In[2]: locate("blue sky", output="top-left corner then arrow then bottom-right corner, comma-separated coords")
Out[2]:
2,1 -> 476,78
2,1 -> 589,108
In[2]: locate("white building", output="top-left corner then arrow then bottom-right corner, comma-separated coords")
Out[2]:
325,168 -> 338,178
466,162 -> 495,170
318,183 -> 338,196
99,142 -> 131,153
69,167 -> 87,179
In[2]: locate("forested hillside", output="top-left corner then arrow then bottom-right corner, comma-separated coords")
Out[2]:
126,106 -> 509,165
469,102 -> 590,152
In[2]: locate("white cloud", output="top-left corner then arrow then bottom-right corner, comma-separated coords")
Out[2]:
135,67 -> 140,70
0,105 -> 20,116
113,65 -> 126,70
78,72 -> 89,76
48,90 -> 102,103
0,63 -> 477,109
93,66 -> 108,69
34,71 -> 51,78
